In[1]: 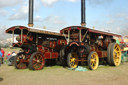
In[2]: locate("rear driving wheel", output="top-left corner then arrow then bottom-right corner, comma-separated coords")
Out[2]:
67,52 -> 78,69
107,43 -> 113,65
29,52 -> 45,70
59,46 -> 67,66
88,51 -> 99,70
110,43 -> 121,66
14,52 -> 27,69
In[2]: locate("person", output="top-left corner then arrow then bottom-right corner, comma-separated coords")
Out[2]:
11,51 -> 16,56
1,48 -> 5,64
6,52 -> 11,59
0,48 -> 3,65
8,51 -> 16,66
8,52 -> 11,56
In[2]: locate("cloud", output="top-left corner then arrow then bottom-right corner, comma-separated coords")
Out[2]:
0,9 -> 8,16
7,0 -> 41,20
87,0 -> 114,6
44,16 -> 66,25
34,16 -> 43,22
40,0 -> 114,7
0,0 -> 24,8
106,19 -> 115,24
107,12 -> 128,23
8,6 -> 28,20
126,17 -> 128,20
34,0 -> 41,11
0,26 -> 11,40
41,0 -> 58,7
106,12 -> 128,35
120,28 -> 128,36
114,13 -> 127,18
41,0 -> 79,7
118,22 -> 128,36
67,0 -> 79,2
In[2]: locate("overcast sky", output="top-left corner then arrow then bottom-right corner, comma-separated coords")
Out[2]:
0,0 -> 128,40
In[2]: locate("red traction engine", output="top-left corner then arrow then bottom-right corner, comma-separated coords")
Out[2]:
59,26 -> 122,70
6,26 -> 67,70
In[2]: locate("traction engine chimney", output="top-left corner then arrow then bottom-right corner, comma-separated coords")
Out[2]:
28,0 -> 34,27
81,0 -> 86,27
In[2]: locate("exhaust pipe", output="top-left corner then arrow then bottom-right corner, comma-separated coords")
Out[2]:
28,0 -> 34,27
81,0 -> 86,26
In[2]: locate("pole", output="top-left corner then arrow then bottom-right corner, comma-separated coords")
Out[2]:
81,0 -> 86,26
28,0 -> 34,27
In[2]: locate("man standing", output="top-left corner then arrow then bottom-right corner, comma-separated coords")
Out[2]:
0,48 -> 3,65
1,48 -> 5,64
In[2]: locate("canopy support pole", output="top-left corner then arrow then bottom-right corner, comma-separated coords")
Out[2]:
21,30 -> 23,43
12,31 -> 14,43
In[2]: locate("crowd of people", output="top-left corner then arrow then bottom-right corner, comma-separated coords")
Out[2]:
0,48 -> 16,66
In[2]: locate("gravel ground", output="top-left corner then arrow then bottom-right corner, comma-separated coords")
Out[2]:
0,63 -> 128,85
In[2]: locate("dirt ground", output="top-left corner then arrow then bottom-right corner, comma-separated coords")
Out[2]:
0,62 -> 128,85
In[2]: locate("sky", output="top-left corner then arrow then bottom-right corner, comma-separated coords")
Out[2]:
0,0 -> 128,40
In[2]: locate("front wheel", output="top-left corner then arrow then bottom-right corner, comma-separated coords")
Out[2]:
67,52 -> 78,69
29,52 -> 45,70
88,51 -> 99,70
14,52 -> 27,69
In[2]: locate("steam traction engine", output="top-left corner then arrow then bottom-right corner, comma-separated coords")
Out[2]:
60,26 -> 122,70
6,26 -> 67,70
5,26 -> 122,70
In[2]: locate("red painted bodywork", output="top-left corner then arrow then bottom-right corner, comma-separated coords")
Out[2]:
97,51 -> 107,58
44,52 -> 58,59
44,52 -> 51,59
58,40 -> 67,45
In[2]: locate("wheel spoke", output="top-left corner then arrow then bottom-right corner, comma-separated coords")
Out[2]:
33,63 -> 38,67
39,56 -> 42,60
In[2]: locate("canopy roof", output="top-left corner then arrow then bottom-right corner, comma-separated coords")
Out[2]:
5,26 -> 65,37
60,26 -> 121,37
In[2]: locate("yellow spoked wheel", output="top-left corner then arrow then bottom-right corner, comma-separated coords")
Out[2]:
88,51 -> 99,70
67,52 -> 78,69
110,43 -> 121,66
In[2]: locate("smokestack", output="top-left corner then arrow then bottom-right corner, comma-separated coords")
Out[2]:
81,0 -> 86,27
28,0 -> 34,27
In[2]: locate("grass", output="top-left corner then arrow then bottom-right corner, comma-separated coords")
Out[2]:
1,63 -> 128,85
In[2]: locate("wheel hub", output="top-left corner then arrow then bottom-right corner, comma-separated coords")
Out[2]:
37,60 -> 40,63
